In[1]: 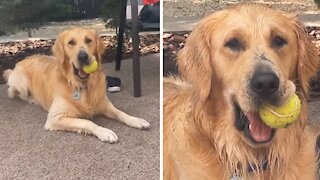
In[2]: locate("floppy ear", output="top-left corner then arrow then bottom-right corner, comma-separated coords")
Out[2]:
95,35 -> 105,63
292,20 -> 320,100
178,14 -> 224,102
52,32 -> 68,70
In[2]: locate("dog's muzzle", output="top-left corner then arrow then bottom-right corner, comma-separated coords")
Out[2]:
73,50 -> 91,80
250,70 -> 279,99
235,103 -> 275,144
78,50 -> 90,66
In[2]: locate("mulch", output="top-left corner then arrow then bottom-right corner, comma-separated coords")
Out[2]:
0,34 -> 160,84
163,27 -> 320,98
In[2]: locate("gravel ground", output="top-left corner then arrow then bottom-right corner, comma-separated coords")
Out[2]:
164,0 -> 320,17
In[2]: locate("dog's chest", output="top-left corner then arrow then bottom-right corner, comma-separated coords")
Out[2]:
70,88 -> 104,116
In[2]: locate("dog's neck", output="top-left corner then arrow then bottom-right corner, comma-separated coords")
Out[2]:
68,77 -> 88,92
64,70 -> 105,99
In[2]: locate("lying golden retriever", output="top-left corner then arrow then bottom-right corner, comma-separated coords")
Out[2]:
3,28 -> 150,143
164,3 -> 320,180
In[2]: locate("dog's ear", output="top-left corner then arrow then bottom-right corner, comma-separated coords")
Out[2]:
95,34 -> 105,62
52,32 -> 68,69
178,13 -> 225,102
291,19 -> 319,100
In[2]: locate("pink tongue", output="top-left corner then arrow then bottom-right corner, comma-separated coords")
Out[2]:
246,112 -> 272,142
78,69 -> 88,78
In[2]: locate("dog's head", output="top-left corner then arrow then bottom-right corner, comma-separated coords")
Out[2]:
178,3 -> 319,148
52,28 -> 105,82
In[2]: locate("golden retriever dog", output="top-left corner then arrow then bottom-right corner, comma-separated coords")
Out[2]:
164,3 -> 320,180
3,28 -> 150,143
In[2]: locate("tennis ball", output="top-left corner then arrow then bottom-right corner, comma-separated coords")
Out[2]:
82,59 -> 98,74
259,94 -> 301,129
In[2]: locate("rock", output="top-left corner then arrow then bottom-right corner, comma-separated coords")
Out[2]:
172,35 -> 185,43
168,44 -> 175,50
168,36 -> 175,42
310,30 -> 316,36
163,33 -> 173,39
163,44 -> 169,50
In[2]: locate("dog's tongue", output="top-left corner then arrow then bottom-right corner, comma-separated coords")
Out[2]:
246,112 -> 272,142
78,68 -> 89,79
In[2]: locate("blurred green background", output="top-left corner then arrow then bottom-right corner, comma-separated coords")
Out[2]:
0,0 -> 120,36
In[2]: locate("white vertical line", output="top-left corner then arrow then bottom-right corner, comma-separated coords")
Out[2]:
159,0 -> 164,179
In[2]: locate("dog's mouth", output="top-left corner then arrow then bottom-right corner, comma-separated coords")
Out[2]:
234,103 -> 275,145
73,64 -> 89,80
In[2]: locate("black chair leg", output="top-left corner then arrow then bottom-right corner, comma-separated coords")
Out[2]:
132,32 -> 141,97
115,0 -> 127,71
130,0 -> 141,97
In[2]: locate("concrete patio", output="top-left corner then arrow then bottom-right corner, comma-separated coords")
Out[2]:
0,54 -> 160,180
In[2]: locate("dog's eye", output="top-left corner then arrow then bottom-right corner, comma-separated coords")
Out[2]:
272,36 -> 287,48
68,40 -> 76,46
225,38 -> 243,51
85,38 -> 92,44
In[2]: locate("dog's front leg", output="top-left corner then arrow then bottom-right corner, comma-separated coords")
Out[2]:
99,98 -> 151,129
45,116 -> 118,143
44,100 -> 118,143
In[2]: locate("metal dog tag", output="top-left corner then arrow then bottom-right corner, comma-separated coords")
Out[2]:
73,90 -> 81,100
230,174 -> 242,180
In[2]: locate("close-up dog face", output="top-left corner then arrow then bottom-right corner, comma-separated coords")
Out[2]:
178,4 -> 318,148
52,28 -> 105,81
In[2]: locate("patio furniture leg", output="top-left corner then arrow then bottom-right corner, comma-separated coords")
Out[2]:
130,0 -> 141,97
132,32 -> 141,97
115,0 -> 127,71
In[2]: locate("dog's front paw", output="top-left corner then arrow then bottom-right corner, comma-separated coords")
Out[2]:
95,127 -> 118,143
127,117 -> 151,130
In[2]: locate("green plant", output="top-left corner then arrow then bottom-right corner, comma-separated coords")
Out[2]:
0,0 -> 75,35
0,0 -> 49,34
315,0 -> 320,8
42,0 -> 74,21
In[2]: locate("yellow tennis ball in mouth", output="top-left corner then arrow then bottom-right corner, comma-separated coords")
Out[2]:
259,94 -> 301,129
82,59 -> 98,74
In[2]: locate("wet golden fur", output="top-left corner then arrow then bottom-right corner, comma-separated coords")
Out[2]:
164,4 -> 320,179
3,28 -> 150,143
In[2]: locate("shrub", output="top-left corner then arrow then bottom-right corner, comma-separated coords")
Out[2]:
0,0 -> 75,35
43,0 -> 75,21
315,0 -> 320,8
100,0 -> 121,29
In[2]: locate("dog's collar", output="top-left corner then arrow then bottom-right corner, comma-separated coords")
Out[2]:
231,160 -> 268,179
231,137 -> 320,179
247,160 -> 268,173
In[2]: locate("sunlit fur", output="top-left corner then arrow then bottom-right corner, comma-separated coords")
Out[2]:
3,28 -> 150,143
164,4 -> 320,180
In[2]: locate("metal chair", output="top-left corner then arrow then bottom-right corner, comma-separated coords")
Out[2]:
115,0 -> 159,97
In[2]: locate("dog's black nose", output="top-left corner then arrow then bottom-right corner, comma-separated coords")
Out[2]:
78,51 -> 89,62
250,71 -> 279,97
